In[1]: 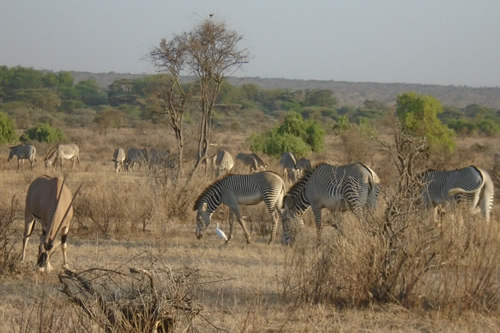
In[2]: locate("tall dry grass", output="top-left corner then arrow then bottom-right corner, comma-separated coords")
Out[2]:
0,122 -> 498,332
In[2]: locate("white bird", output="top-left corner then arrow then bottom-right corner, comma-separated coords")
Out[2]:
215,223 -> 228,241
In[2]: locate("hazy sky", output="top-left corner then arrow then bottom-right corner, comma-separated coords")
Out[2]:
1,1 -> 499,87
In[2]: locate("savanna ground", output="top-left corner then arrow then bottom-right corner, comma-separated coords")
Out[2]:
0,122 -> 498,332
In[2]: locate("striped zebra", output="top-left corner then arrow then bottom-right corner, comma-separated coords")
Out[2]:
125,148 -> 148,172
194,171 -> 286,244
45,143 -> 80,170
418,166 -> 494,222
282,162 -> 380,244
8,144 -> 36,172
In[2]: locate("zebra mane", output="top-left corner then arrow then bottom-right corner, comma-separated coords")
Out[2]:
193,175 -> 231,211
286,167 -> 315,196
45,144 -> 59,159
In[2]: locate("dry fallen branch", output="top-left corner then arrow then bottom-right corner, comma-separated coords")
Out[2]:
59,265 -> 203,333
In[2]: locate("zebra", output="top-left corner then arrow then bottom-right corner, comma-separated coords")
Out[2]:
212,149 -> 234,177
45,143 -> 80,170
281,162 -> 380,245
279,152 -> 300,183
236,152 -> 267,173
418,166 -> 494,223
7,144 -> 36,172
125,148 -> 148,172
112,147 -> 126,172
194,171 -> 286,244
23,175 -> 79,272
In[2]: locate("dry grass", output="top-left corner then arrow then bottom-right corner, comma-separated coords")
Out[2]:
0,125 -> 499,332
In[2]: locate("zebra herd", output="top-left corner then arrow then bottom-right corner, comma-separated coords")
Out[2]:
10,143 -> 495,272
5,144 -> 173,173
195,151 -> 495,246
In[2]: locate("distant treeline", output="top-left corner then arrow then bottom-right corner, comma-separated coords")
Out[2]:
0,65 -> 499,136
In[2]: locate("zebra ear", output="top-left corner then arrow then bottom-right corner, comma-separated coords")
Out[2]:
201,202 -> 208,212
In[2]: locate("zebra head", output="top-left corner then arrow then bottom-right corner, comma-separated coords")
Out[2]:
195,202 -> 212,239
281,194 -> 304,245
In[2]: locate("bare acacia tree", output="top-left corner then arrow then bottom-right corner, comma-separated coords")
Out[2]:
150,18 -> 249,178
186,20 -> 249,174
150,36 -> 190,176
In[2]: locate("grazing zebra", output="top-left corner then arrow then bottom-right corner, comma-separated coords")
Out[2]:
23,175 -> 78,272
7,144 -> 36,172
125,148 -> 148,171
112,147 -> 126,172
282,162 -> 380,244
418,166 -> 494,222
45,143 -> 80,170
236,152 -> 267,173
194,171 -> 286,244
211,149 -> 234,177
279,152 -> 300,183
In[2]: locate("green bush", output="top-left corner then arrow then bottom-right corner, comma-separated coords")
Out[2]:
0,113 -> 17,144
249,112 -> 324,158
21,123 -> 66,143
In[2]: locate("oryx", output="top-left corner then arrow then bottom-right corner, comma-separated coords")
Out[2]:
8,144 -> 36,172
22,175 -> 79,272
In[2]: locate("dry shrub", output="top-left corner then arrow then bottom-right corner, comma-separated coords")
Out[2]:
11,279 -> 75,333
338,125 -> 379,165
0,195 -> 20,274
75,176 -> 154,235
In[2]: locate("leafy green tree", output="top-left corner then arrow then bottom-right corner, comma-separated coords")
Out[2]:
303,89 -> 337,107
0,113 -> 17,144
396,92 -> 455,154
250,112 -> 324,158
75,79 -> 108,106
13,88 -> 61,111
21,123 -> 66,143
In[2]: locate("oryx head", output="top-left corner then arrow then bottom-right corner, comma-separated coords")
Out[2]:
37,241 -> 55,273
195,202 -> 212,239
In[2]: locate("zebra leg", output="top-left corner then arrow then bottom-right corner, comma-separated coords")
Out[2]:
311,205 -> 323,245
227,211 -> 235,243
233,208 -> 251,244
267,206 -> 279,244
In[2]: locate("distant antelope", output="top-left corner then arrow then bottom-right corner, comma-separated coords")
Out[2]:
7,144 -> 36,172
112,147 -> 126,172
45,143 -> 80,170
22,175 -> 79,272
